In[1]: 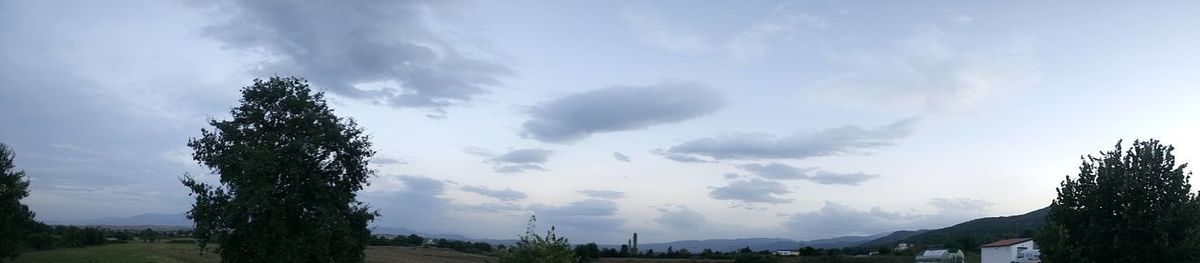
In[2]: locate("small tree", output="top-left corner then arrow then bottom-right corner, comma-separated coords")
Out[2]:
181,77 -> 378,262
139,228 -> 159,243
1040,140 -> 1200,262
0,143 -> 35,260
500,215 -> 577,263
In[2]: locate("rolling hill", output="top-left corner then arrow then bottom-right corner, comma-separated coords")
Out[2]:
858,206 -> 1050,248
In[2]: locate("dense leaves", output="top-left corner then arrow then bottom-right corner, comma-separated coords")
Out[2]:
1039,140 -> 1200,263
0,143 -> 36,261
500,216 -> 578,263
182,77 -> 378,262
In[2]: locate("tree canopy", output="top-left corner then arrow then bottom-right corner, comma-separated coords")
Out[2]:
500,216 -> 578,263
0,143 -> 35,261
181,77 -> 378,262
1039,140 -> 1200,262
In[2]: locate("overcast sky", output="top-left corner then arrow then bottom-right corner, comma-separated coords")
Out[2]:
3,0 -> 1200,244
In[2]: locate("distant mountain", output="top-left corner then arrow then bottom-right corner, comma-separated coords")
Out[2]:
63,212 -> 191,227
801,232 -> 892,249
606,233 -> 891,253
858,206 -> 1050,248
620,238 -> 800,252
370,226 -> 517,246
855,230 -> 929,248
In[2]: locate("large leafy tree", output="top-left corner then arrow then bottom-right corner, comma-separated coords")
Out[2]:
0,143 -> 35,261
500,216 -> 578,263
182,77 -> 378,262
1040,140 -> 1200,262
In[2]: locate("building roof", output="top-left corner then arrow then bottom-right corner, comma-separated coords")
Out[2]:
981,238 -> 1033,248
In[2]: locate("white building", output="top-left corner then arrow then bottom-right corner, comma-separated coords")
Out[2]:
915,249 -> 965,263
773,250 -> 799,256
896,243 -> 911,251
981,238 -> 1037,263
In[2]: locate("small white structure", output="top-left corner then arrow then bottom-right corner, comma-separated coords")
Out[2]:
915,249 -> 965,263
773,250 -> 799,256
981,238 -> 1037,263
896,243 -> 911,251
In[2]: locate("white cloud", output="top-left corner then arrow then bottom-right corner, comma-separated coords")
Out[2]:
662,118 -> 915,161
809,25 -> 1038,112
622,5 -> 710,54
782,198 -> 993,240
728,5 -> 830,63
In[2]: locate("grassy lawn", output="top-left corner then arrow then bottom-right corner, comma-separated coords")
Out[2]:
12,241 -> 967,263
12,241 -> 497,263
12,242 -> 216,263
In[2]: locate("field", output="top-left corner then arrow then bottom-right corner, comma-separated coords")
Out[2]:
12,241 -> 498,263
11,241 -> 970,263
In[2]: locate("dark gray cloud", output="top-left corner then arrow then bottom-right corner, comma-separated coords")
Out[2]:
662,118 -> 916,162
739,163 -> 878,185
578,190 -> 626,199
612,151 -> 631,162
521,82 -> 726,143
198,0 -> 510,114
781,198 -> 993,240
487,148 -> 554,173
708,179 -> 791,204
462,185 -> 527,202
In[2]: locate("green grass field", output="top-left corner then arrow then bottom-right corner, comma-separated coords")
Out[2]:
12,241 -> 498,263
11,240 -> 978,263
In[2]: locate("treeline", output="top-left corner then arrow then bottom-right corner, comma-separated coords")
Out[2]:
368,234 -> 494,254
16,223 -> 187,251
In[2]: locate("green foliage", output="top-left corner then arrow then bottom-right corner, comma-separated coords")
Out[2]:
0,143 -> 35,261
499,216 -> 577,263
138,228 -> 159,243
181,76 -> 378,262
573,243 -> 600,262
733,253 -> 779,263
1040,140 -> 1200,263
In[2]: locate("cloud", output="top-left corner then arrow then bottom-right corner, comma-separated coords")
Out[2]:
578,190 -> 626,199
622,5 -> 710,54
521,82 -> 726,143
651,149 -> 716,163
485,148 -> 553,173
728,6 -> 830,62
530,199 -> 626,238
809,25 -> 1037,111
197,0 -> 511,113
654,206 -> 707,232
662,118 -> 915,162
782,198 -> 993,240
368,175 -> 453,230
612,151 -> 631,162
709,179 -> 791,205
365,175 -> 527,237
372,156 -> 406,165
739,163 -> 878,185
462,185 -> 527,202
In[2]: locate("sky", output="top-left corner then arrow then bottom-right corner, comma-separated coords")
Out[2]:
3,0 -> 1200,244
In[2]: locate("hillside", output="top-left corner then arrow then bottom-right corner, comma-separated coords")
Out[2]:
859,207 -> 1049,248
855,230 -> 928,248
